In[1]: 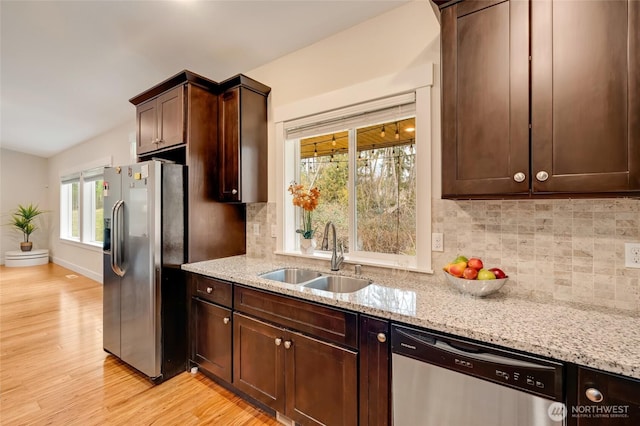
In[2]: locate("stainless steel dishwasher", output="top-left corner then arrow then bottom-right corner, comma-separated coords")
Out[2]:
392,324 -> 566,426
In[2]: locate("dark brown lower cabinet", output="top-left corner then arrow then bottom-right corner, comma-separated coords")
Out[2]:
567,365 -> 640,426
359,315 -> 390,426
233,313 -> 358,426
191,298 -> 232,382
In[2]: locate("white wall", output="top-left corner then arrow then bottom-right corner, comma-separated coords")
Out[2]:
47,119 -> 134,281
0,149 -> 50,263
245,0 -> 441,200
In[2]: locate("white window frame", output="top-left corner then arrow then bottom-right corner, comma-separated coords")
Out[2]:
60,177 -> 80,241
60,157 -> 111,248
273,64 -> 434,272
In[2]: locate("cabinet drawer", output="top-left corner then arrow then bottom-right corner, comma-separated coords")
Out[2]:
234,285 -> 358,349
190,273 -> 232,308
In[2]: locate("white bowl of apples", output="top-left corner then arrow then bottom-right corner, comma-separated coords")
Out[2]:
443,256 -> 508,297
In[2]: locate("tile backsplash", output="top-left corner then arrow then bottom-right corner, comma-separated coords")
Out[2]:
248,199 -> 640,312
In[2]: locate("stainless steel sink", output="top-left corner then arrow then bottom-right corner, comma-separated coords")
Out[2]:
259,268 -> 322,284
303,275 -> 372,293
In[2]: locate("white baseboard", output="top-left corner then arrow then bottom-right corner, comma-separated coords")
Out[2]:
52,257 -> 103,284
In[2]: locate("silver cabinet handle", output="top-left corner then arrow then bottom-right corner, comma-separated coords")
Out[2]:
536,170 -> 549,182
206,287 -> 213,294
377,333 -> 387,343
275,338 -> 282,346
585,388 -> 604,403
284,340 -> 292,349
223,317 -> 230,325
513,172 -> 526,183
231,189 -> 238,195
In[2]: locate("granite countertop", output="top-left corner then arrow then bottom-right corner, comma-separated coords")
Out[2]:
182,255 -> 640,380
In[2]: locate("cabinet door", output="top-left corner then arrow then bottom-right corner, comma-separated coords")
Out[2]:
441,0 -> 530,197
233,313 -> 285,413
531,0 -> 640,194
191,298 -> 232,382
285,330 -> 358,426
218,88 -> 241,201
575,367 -> 640,425
157,85 -> 185,150
136,99 -> 158,155
359,316 -> 390,426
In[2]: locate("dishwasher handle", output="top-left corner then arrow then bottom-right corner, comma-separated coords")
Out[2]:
395,327 -> 554,371
433,340 -> 554,370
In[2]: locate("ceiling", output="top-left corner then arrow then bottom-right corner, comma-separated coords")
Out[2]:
0,0 -> 411,158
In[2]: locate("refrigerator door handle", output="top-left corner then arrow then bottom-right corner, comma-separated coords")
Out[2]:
111,200 -> 126,277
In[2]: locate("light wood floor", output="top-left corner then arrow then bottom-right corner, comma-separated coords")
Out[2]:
0,263 -> 279,425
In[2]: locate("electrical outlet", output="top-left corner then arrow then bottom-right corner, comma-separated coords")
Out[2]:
625,243 -> 640,268
253,223 -> 260,236
432,232 -> 444,252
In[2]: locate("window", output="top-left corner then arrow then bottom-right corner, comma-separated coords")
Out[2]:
281,91 -> 431,270
60,163 -> 107,246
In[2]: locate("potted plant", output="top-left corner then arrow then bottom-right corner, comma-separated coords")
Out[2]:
288,183 -> 321,254
10,203 -> 45,252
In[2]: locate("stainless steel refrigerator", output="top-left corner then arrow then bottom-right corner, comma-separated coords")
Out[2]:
103,160 -> 187,382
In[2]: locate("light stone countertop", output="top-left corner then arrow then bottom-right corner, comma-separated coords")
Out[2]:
182,255 -> 640,380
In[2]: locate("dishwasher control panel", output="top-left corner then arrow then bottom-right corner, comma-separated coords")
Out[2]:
391,324 -> 564,401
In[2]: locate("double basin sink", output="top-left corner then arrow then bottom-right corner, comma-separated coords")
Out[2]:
259,268 -> 371,294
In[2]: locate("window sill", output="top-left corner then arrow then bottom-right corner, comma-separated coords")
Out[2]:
59,238 -> 103,252
273,250 -> 434,274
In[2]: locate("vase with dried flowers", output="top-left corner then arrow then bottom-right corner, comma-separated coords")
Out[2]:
288,182 -> 320,254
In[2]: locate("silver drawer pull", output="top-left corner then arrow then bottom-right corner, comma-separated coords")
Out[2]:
284,340 -> 292,349
536,170 -> 549,182
513,172 -> 526,183
275,338 -> 282,346
231,189 -> 238,195
223,317 -> 230,325
377,333 -> 387,343
206,287 -> 213,294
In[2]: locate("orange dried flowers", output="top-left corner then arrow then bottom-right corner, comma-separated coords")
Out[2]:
288,183 -> 320,238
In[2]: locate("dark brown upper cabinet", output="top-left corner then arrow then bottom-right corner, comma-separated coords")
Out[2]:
441,0 -> 640,198
218,76 -> 271,203
129,71 -> 270,262
131,71 -> 232,263
135,85 -> 185,155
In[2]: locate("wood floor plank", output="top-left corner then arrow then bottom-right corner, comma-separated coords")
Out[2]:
0,263 -> 279,425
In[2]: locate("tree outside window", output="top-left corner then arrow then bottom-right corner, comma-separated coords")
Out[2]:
297,117 -> 416,257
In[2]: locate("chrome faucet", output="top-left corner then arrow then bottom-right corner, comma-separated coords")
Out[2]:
321,221 -> 344,271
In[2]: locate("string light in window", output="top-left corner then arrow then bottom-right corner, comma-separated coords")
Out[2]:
395,122 -> 400,140
314,143 -> 318,157
380,124 -> 385,138
332,134 -> 336,146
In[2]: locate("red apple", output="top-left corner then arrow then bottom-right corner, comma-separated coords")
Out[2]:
462,267 -> 478,280
468,258 -> 483,270
489,267 -> 507,279
448,262 -> 467,277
